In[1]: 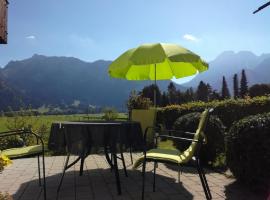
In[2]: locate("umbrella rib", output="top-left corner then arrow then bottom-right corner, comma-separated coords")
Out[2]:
167,59 -> 176,79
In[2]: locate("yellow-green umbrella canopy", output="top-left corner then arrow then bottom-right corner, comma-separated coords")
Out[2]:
108,43 -> 208,80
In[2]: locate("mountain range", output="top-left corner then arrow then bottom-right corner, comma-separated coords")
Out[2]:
0,54 -> 182,111
0,51 -> 269,111
183,51 -> 270,91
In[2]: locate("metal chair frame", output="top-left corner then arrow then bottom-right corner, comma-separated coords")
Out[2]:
141,116 -> 212,200
0,129 -> 47,200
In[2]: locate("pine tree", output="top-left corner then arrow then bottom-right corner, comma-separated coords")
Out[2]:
161,92 -> 169,106
184,87 -> 194,102
196,81 -> 209,102
167,82 -> 177,104
221,76 -> 230,99
240,69 -> 248,98
233,74 -> 239,99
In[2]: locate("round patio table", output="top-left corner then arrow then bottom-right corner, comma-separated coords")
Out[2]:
48,120 -> 143,195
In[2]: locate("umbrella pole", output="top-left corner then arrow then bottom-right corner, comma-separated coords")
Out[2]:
154,64 -> 157,107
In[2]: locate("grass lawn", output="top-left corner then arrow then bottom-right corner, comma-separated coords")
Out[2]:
0,113 -> 128,131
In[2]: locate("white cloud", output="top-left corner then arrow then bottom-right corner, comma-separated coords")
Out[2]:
183,34 -> 199,42
26,35 -> 36,40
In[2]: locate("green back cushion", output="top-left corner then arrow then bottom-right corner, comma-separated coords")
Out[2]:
179,109 -> 209,163
132,109 -> 210,168
131,108 -> 157,143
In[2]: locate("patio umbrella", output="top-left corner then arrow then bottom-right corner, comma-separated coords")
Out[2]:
108,43 -> 208,106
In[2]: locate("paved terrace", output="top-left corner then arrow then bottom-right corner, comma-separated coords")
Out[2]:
0,153 -> 263,200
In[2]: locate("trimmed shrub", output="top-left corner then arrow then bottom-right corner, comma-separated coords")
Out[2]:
173,112 -> 226,166
157,96 -> 270,130
226,112 -> 270,193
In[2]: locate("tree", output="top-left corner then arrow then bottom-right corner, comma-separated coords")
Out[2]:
161,92 -> 169,106
141,84 -> 161,105
249,84 -> 270,97
167,82 -> 177,104
240,69 -> 248,98
183,87 -> 195,102
221,76 -> 230,99
233,74 -> 239,99
210,90 -> 221,101
196,81 -> 209,102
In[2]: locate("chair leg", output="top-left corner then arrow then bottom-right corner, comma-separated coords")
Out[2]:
42,151 -> 47,200
196,159 -> 211,200
153,161 -> 157,192
178,163 -> 181,183
199,162 -> 212,199
57,154 -> 70,193
110,152 -> 114,171
37,155 -> 41,186
120,150 -> 128,177
142,158 -> 146,200
129,147 -> 133,165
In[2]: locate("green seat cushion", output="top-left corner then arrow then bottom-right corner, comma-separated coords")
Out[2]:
133,148 -> 181,169
1,145 -> 44,158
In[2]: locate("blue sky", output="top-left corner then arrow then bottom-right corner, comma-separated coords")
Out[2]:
0,0 -> 270,77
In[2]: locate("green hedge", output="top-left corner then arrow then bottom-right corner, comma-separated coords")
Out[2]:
226,112 -> 270,194
157,96 -> 270,129
173,112 -> 226,166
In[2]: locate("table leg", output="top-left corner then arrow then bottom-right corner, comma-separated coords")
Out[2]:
104,146 -> 113,168
112,152 -> 121,195
57,154 -> 70,192
80,156 -> 85,176
57,155 -> 82,193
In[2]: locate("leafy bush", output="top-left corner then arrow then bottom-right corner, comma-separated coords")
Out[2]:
0,154 -> 12,172
226,112 -> 270,193
0,107 -> 49,150
127,91 -> 152,111
0,192 -> 13,200
0,135 -> 24,151
157,96 -> 270,130
173,112 -> 226,166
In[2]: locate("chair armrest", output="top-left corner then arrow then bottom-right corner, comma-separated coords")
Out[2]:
163,129 -> 195,137
0,129 -> 26,138
156,134 -> 198,143
143,126 -> 161,142
142,126 -> 161,155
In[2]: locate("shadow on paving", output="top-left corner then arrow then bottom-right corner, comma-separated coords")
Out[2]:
12,168 -> 193,200
224,181 -> 267,200
164,161 -> 211,174
165,163 -> 267,200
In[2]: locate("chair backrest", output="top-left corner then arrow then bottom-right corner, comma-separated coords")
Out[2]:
179,109 -> 211,163
131,108 -> 157,144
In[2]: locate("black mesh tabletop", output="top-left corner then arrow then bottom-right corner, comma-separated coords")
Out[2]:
48,121 -> 143,156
